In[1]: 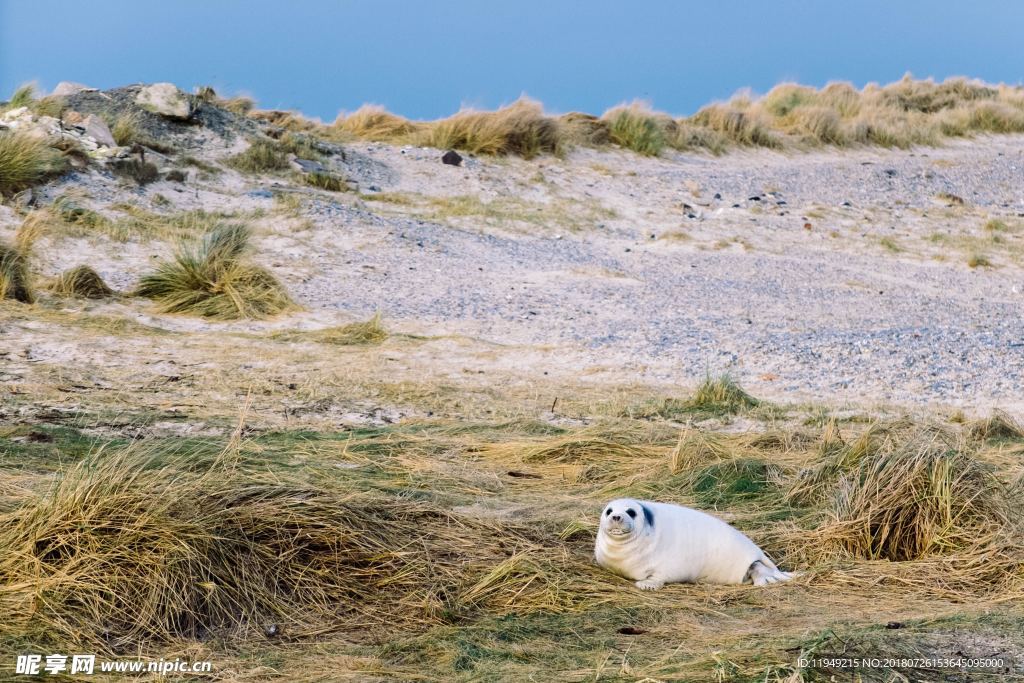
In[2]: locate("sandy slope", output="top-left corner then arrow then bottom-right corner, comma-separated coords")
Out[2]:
4,121 -> 1024,423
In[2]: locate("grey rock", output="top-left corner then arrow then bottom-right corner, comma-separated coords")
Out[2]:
246,189 -> 274,199
135,83 -> 193,120
442,150 -> 463,166
290,158 -> 325,174
52,81 -> 94,97
79,114 -> 116,147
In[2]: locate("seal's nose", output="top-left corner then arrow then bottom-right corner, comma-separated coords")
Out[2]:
611,514 -> 622,522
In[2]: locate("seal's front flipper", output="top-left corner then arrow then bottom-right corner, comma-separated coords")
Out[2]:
635,577 -> 665,591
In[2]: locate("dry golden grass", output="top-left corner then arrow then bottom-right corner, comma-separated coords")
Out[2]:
1,405 -> 1021,680
601,102 -> 668,156
272,313 -> 389,346
420,98 -> 562,159
0,240 -> 33,303
0,131 -> 68,195
47,265 -> 115,299
333,104 -> 422,141
109,112 -> 142,146
0,214 -> 45,303
801,426 -> 1015,559
0,438 -> 639,652
304,75 -> 1024,158
0,345 -> 1022,683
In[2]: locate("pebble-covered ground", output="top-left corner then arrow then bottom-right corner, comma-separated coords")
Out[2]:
4,92 -> 1024,415
283,137 -> 1024,411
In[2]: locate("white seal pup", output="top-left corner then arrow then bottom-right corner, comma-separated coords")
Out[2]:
594,498 -> 795,590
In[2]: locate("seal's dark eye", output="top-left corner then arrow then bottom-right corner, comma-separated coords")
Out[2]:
605,509 -> 612,516
626,509 -> 637,518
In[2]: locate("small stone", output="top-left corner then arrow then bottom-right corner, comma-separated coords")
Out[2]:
135,83 -> 193,120
246,189 -> 274,199
79,114 -> 116,147
263,624 -> 281,638
289,157 -> 325,174
713,192 -> 722,200
441,150 -> 463,166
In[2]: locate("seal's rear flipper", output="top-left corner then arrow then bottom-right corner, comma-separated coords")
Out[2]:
746,559 -> 797,586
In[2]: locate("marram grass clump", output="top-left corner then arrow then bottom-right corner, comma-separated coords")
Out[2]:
797,424 -> 1021,563
134,223 -> 293,320
48,265 -> 115,299
224,138 -> 291,173
621,375 -> 761,420
422,98 -> 561,159
318,75 -> 1024,157
304,170 -> 346,192
0,132 -> 68,195
602,103 -> 667,156
334,104 -> 422,141
0,442 -> 625,652
0,240 -> 33,303
687,374 -> 760,415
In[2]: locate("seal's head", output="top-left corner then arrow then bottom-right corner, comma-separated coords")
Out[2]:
600,498 -> 654,540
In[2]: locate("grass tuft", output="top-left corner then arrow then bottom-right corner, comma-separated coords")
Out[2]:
134,223 -> 294,320
47,265 -> 115,299
422,98 -> 561,159
109,112 -> 142,146
0,132 -> 68,195
224,138 -> 290,173
5,83 -> 36,110
109,157 -> 160,185
304,171 -> 346,192
798,424 -> 1020,564
969,410 -> 1024,441
687,374 -> 760,416
601,103 -> 666,156
334,105 -> 421,141
226,134 -> 324,174
272,314 -> 389,346
0,240 -> 33,303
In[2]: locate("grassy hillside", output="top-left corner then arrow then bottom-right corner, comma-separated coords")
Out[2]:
1,375 -> 1022,681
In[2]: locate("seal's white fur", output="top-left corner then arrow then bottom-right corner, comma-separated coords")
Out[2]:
594,498 -> 795,590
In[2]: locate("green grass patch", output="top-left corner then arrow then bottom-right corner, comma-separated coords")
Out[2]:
689,458 -> 782,506
602,104 -> 666,156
